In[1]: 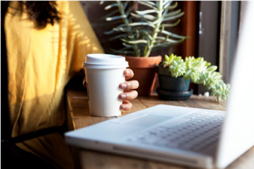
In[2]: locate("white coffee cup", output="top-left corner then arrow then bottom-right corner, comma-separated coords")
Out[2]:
83,54 -> 129,116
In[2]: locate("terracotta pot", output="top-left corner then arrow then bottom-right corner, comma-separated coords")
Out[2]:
125,56 -> 162,96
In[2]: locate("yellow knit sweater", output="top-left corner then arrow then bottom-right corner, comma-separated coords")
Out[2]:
5,1 -> 103,168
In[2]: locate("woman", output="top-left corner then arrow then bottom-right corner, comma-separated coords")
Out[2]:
2,1 -> 138,168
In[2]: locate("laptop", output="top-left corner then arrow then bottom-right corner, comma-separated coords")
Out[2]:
65,2 -> 254,169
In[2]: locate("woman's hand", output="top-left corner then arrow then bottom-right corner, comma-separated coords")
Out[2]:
119,69 -> 139,111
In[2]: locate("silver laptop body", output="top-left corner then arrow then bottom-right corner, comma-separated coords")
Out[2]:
65,2 -> 254,169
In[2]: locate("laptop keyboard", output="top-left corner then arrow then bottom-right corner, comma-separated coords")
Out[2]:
127,112 -> 225,153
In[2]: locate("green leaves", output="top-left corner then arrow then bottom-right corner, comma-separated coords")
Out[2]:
162,54 -> 230,101
163,53 -> 177,66
121,39 -> 148,44
105,3 -> 118,10
137,1 -> 156,9
100,1 -> 104,5
170,59 -> 186,77
207,65 -> 217,72
136,9 -> 158,15
106,15 -> 126,21
101,0 -> 187,57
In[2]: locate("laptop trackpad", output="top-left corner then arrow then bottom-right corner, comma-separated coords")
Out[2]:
125,114 -> 171,127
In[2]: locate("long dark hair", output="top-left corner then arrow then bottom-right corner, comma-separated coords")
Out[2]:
2,1 -> 61,29
25,1 -> 61,28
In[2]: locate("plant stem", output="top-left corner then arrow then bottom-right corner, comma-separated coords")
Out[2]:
117,1 -> 140,56
144,0 -> 163,57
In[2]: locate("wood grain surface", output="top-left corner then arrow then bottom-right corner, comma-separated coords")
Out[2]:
66,89 -> 254,169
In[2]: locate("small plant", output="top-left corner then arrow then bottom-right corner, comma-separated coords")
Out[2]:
101,0 -> 187,57
162,54 -> 230,101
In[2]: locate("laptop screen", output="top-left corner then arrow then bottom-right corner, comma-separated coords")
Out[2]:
216,1 -> 254,168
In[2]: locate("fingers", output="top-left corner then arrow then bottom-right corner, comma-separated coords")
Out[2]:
120,100 -> 132,111
119,80 -> 139,91
119,90 -> 138,100
124,69 -> 134,80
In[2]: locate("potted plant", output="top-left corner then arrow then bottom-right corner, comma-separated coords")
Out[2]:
100,0 -> 187,96
157,53 -> 230,101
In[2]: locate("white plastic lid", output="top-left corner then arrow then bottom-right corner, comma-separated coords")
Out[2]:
83,54 -> 129,69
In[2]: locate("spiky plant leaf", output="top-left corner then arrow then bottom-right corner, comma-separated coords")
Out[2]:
121,39 -> 148,44
162,19 -> 181,27
101,0 -> 187,57
105,3 -> 118,10
136,9 -> 158,15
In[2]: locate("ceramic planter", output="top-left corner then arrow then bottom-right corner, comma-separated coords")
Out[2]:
156,66 -> 193,100
125,56 -> 162,96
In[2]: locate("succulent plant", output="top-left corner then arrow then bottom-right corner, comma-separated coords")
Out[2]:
163,54 -> 230,101
101,0 -> 187,57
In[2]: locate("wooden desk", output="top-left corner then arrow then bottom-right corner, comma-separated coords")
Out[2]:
67,89 -> 254,169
